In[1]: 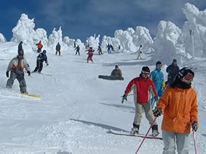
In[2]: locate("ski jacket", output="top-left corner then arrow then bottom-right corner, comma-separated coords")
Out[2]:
124,76 -> 158,103
7,56 -> 30,75
157,86 -> 198,133
56,44 -> 61,51
150,69 -> 164,92
111,68 -> 122,77
36,41 -> 43,49
37,53 -> 48,63
166,64 -> 179,81
87,48 -> 94,56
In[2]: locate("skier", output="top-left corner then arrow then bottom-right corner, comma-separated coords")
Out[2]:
153,67 -> 198,154
55,42 -> 61,56
149,61 -> 165,108
32,50 -> 49,73
36,41 -> 43,53
122,66 -> 159,136
97,45 -> 103,55
166,59 -> 179,86
137,45 -> 143,60
106,44 -> 111,54
6,50 -> 31,94
75,45 -> 80,55
111,65 -> 122,77
86,47 -> 94,63
18,41 -> 23,53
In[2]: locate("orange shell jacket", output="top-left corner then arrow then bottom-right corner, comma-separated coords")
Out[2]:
157,86 -> 198,133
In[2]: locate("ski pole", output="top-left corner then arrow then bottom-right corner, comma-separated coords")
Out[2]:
193,131 -> 197,154
135,117 -> 157,154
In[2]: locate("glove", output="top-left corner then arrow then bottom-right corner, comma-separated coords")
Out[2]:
153,108 -> 162,117
6,71 -> 9,78
27,71 -> 31,76
154,96 -> 158,101
192,121 -> 198,132
122,94 -> 127,103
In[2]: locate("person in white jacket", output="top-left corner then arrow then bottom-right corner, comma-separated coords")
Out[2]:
6,50 -> 30,94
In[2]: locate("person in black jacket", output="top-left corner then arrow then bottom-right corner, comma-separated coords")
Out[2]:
55,42 -> 61,56
32,50 -> 49,73
166,59 -> 179,86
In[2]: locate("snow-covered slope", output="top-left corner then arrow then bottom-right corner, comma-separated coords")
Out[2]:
0,43 -> 205,154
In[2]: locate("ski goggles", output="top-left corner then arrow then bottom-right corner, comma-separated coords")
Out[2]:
182,73 -> 194,83
142,71 -> 150,75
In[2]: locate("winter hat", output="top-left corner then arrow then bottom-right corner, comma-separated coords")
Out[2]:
177,67 -> 194,79
173,59 -> 177,63
141,66 -> 150,73
43,50 -> 46,54
156,61 -> 162,66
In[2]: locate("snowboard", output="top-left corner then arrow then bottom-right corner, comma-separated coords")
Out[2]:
21,93 -> 40,98
98,75 -> 124,80
108,129 -> 162,140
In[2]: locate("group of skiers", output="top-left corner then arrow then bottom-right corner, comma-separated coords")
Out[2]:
6,41 -> 49,94
122,59 -> 198,154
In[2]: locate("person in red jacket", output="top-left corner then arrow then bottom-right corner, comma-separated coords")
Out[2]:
86,47 -> 94,63
36,41 -> 43,53
122,66 -> 159,136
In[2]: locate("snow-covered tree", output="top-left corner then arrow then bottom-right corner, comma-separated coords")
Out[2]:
0,33 -> 6,43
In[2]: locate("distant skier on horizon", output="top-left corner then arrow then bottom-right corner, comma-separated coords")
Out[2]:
55,42 -> 61,56
36,41 -> 43,53
137,45 -> 143,60
86,47 -> 94,63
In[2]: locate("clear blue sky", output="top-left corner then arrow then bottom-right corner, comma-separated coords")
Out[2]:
1,0 -> 206,41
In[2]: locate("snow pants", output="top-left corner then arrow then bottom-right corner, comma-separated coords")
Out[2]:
33,61 -> 43,73
162,130 -> 189,154
87,55 -> 93,63
6,71 -> 27,93
133,102 -> 157,126
56,50 -> 61,56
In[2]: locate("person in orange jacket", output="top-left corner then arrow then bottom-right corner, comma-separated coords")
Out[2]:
36,41 -> 43,53
153,67 -> 198,154
122,66 -> 159,136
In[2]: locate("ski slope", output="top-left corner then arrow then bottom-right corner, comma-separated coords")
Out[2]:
0,44 -> 206,154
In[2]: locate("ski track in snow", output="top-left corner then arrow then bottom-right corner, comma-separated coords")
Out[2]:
0,48 -> 206,153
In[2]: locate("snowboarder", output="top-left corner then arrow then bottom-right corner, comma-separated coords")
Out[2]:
32,50 -> 49,73
97,45 -> 103,55
36,41 -> 43,53
137,45 -> 143,60
75,45 -> 80,55
149,61 -> 165,108
86,47 -> 94,63
166,59 -> 179,86
55,42 -> 61,56
106,44 -> 111,54
153,67 -> 198,154
122,66 -> 159,136
6,50 -> 31,94
111,65 -> 122,77
18,41 -> 24,53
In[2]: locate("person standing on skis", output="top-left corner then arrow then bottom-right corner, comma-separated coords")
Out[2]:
137,45 -> 143,60
36,41 -> 43,53
6,50 -> 31,94
32,50 -> 49,73
122,66 -> 159,136
86,47 -> 94,63
75,45 -> 80,55
166,59 -> 179,86
149,61 -> 165,108
153,67 -> 198,154
55,42 -> 61,56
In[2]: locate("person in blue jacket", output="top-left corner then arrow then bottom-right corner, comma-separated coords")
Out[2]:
32,50 -> 49,73
149,61 -> 165,108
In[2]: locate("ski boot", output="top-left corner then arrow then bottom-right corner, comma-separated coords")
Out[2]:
130,124 -> 139,135
152,125 -> 159,137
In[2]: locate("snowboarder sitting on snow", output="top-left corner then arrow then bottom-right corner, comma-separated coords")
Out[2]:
166,59 -> 179,86
6,50 -> 31,94
33,50 -> 49,73
153,67 -> 198,154
36,41 -> 43,53
122,66 -> 159,136
55,42 -> 61,56
111,65 -> 122,77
